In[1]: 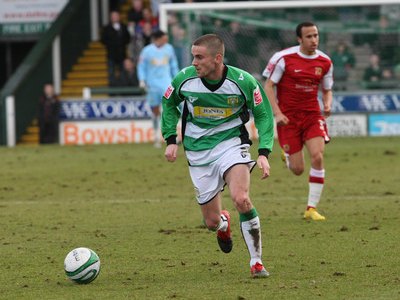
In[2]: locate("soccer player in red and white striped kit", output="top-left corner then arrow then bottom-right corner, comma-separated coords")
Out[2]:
263,22 -> 333,221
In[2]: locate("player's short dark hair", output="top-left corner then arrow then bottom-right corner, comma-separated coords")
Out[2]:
296,22 -> 317,38
193,34 -> 225,56
151,29 -> 166,40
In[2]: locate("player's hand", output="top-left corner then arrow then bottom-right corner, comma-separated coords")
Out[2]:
165,144 -> 179,162
139,80 -> 146,90
323,106 -> 331,118
275,113 -> 289,126
257,155 -> 270,179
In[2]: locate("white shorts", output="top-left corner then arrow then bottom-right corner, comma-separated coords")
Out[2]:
189,143 -> 256,205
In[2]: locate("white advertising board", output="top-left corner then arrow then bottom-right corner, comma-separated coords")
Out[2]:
0,0 -> 67,36
326,114 -> 367,137
0,0 -> 67,23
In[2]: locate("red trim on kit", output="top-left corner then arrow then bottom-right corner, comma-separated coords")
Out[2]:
309,176 -> 324,184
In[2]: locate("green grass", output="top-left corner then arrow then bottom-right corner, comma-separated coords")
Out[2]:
0,137 -> 399,299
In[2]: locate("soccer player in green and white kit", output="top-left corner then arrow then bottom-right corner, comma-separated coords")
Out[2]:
161,34 -> 274,278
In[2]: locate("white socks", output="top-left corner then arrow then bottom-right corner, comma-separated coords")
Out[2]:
308,168 -> 325,208
241,216 -> 262,266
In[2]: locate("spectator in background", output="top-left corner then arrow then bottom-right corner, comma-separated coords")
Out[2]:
131,21 -> 154,62
393,64 -> 400,88
363,53 -> 383,89
132,8 -> 158,58
374,15 -> 399,67
117,58 -> 139,88
394,63 -> 400,81
139,21 -> 154,48
127,0 -> 145,36
170,23 -> 188,69
109,0 -> 126,11
216,21 -> 242,66
38,83 -> 60,144
101,11 -> 131,86
127,0 -> 146,61
137,30 -> 179,148
380,67 -> 397,89
330,41 -> 356,91
150,0 -> 171,18
137,8 -> 159,32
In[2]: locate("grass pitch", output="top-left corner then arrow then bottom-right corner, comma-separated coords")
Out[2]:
0,137 -> 399,299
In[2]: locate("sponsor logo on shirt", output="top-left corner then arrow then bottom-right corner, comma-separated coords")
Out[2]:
193,106 -> 235,119
164,85 -> 174,99
253,87 -> 263,106
151,57 -> 168,66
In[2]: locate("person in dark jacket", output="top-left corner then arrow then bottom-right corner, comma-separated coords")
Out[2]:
101,11 -> 131,86
38,83 -> 60,144
117,58 -> 139,87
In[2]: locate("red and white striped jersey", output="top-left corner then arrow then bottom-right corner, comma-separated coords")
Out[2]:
262,46 -> 333,113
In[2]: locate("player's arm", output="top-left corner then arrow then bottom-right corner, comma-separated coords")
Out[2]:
249,81 -> 274,179
321,63 -> 334,117
263,79 -> 288,126
262,57 -> 289,126
137,51 -> 147,89
161,83 -> 182,162
321,89 -> 332,117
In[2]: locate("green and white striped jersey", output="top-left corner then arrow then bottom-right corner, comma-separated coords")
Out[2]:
161,65 -> 274,166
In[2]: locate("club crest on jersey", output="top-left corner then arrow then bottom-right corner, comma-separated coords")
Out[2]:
315,67 -> 322,75
253,87 -> 263,106
164,85 -> 174,99
227,96 -> 239,106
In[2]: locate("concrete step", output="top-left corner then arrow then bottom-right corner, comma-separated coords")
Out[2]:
89,41 -> 105,49
72,64 -> 107,71
78,56 -> 107,64
26,126 -> 39,134
67,71 -> 107,79
60,86 -> 85,96
62,78 -> 108,87
83,49 -> 106,56
19,133 -> 39,144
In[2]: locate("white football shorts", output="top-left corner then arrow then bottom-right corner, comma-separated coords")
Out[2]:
189,143 -> 256,205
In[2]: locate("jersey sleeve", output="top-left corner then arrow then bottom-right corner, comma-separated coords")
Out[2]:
322,63 -> 334,90
268,58 -> 285,84
263,52 -> 283,79
137,49 -> 147,82
246,79 -> 274,156
161,79 -> 183,144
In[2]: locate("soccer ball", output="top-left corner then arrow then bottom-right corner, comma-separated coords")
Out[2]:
64,247 -> 101,284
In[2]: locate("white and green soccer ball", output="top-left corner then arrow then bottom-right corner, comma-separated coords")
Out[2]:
64,247 -> 101,284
